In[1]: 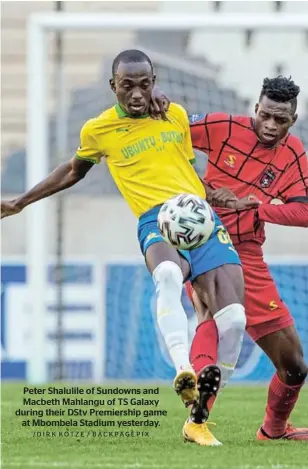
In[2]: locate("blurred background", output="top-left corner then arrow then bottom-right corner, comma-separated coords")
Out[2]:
1,0 -> 308,383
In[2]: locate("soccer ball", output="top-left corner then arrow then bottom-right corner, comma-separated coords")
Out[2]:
158,194 -> 215,250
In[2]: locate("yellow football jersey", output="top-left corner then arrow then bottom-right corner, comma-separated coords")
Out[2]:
76,103 -> 206,217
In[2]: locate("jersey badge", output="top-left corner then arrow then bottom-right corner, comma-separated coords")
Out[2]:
116,128 -> 130,133
269,300 -> 278,311
189,113 -> 206,124
224,154 -> 236,169
146,232 -> 160,243
260,168 -> 276,188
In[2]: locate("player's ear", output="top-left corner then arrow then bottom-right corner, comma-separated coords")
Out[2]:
255,103 -> 259,114
292,113 -> 298,126
109,78 -> 116,93
152,74 -> 156,85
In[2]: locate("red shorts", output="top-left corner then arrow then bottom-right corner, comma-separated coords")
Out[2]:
185,248 -> 294,342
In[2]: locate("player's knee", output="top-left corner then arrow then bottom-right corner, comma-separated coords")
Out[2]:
278,355 -> 308,385
214,303 -> 246,336
214,304 -> 246,375
152,261 -> 183,297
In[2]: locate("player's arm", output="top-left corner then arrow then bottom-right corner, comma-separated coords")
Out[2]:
150,85 -> 231,149
193,150 -> 258,210
1,119 -> 101,219
1,157 -> 94,219
189,113 -> 251,209
193,148 -> 258,209
189,112 -> 231,153
205,184 -> 260,210
177,105 -> 255,209
202,181 -> 238,208
150,85 -> 170,120
257,202 -> 308,227
180,105 -> 198,167
197,177 -> 236,207
257,144 -> 308,227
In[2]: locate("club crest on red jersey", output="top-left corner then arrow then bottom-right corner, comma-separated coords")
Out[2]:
260,168 -> 276,188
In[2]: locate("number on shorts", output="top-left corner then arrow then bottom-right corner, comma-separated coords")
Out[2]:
217,225 -> 232,245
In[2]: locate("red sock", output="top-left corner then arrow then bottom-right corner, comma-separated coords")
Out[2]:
262,372 -> 304,437
190,319 -> 218,411
190,319 -> 218,374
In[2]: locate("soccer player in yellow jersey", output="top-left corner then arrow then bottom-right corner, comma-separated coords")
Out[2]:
2,50 -> 248,446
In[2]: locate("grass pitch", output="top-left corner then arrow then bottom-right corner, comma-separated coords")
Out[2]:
1,383 -> 308,469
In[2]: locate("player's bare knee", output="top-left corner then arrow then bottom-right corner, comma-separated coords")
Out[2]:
296,364 -> 308,383
287,359 -> 307,382
278,356 -> 307,385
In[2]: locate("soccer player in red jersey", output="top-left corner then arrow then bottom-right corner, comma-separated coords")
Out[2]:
153,76 -> 308,441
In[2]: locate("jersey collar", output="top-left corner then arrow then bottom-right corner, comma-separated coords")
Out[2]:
115,103 -> 149,119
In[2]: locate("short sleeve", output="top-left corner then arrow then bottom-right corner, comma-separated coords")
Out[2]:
189,112 -> 231,153
184,117 -> 196,164
174,104 -> 196,164
277,141 -> 308,202
75,119 -> 103,164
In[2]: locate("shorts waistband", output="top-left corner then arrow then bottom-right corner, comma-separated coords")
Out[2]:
139,205 -> 163,222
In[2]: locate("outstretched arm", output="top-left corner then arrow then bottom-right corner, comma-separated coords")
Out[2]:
257,201 -> 308,227
1,157 -> 93,219
269,139 -> 308,227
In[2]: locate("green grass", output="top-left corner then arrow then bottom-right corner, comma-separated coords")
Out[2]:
1,383 -> 308,469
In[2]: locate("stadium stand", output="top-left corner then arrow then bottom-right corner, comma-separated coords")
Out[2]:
1,0 -> 307,195
187,1 -> 308,112
1,1 -> 156,165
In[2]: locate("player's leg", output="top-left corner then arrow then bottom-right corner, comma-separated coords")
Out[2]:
186,282 -> 219,414
240,252 -> 308,440
184,284 -> 199,350
183,218 -> 245,446
145,241 -> 191,371
183,264 -> 245,447
145,242 -> 199,406
256,325 -> 308,440
138,208 -> 198,406
187,247 -> 272,409
192,264 -> 246,413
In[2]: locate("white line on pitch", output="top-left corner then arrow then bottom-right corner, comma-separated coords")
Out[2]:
3,463 -> 307,469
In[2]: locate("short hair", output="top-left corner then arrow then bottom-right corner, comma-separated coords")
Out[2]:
112,49 -> 153,76
259,76 -> 300,112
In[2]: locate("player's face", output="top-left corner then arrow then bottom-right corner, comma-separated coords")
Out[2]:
254,96 -> 297,146
110,61 -> 155,117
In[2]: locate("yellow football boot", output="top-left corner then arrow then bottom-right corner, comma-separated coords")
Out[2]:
173,369 -> 198,407
183,419 -> 222,446
182,365 -> 222,445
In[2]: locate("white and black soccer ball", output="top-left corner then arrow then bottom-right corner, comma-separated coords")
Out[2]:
158,194 -> 215,250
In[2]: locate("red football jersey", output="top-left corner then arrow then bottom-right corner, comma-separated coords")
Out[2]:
189,112 -> 308,246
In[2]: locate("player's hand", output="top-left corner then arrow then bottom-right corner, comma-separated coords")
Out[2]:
1,200 -> 22,219
209,188 -> 238,208
227,196 -> 261,211
150,86 -> 170,120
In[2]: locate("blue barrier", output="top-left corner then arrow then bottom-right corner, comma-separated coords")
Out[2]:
1,262 -> 307,381
105,263 -> 308,381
